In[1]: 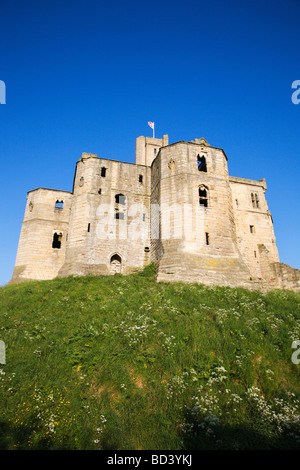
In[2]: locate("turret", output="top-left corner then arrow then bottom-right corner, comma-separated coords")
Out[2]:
135,135 -> 168,166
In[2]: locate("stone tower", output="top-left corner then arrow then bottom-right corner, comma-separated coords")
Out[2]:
9,132 -> 300,292
150,138 -> 261,288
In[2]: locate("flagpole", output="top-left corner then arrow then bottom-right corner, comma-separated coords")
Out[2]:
148,121 -> 155,138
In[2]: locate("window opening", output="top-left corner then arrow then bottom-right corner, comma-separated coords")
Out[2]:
251,192 -> 259,208
55,200 -> 63,210
199,186 -> 208,207
101,167 -> 106,177
197,155 -> 207,172
52,232 -> 62,249
115,211 -> 124,220
115,194 -> 126,205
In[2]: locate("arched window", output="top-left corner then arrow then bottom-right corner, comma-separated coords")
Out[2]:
199,185 -> 208,207
197,155 -> 207,172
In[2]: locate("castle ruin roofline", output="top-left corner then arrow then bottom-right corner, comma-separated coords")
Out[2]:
27,187 -> 73,196
80,152 -> 98,160
229,176 -> 267,190
150,140 -> 228,167
76,154 -> 149,168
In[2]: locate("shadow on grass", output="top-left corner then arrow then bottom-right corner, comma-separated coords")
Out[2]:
180,416 -> 300,450
1,417 -> 300,450
0,420 -> 71,450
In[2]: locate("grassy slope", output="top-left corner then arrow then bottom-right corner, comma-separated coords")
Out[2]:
0,264 -> 300,450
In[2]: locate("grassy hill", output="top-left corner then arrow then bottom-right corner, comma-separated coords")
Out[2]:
0,264 -> 300,450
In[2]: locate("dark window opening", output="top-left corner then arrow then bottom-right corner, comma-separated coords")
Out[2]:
98,188 -> 102,194
197,155 -> 207,172
111,254 -> 121,264
251,192 -> 259,208
101,167 -> 107,177
143,213 -> 146,222
52,232 -> 62,249
115,211 -> 124,220
205,232 -> 210,245
235,199 -> 239,206
87,223 -> 91,232
154,148 -> 157,155
115,193 -> 126,205
139,175 -> 143,183
199,186 -> 208,207
55,200 -> 63,210
254,250 -> 257,258
250,225 -> 255,234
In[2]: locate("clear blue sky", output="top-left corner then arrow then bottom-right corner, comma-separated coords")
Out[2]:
0,0 -> 299,286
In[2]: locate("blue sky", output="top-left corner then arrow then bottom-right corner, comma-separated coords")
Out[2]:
0,0 -> 299,286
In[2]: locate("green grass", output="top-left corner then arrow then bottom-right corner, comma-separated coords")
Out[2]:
0,263 -> 300,450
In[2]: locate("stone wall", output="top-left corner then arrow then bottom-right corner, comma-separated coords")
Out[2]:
272,262 -> 300,292
135,135 -> 168,166
58,152 -> 152,278
230,177 -> 279,279
10,134 -> 299,293
9,188 -> 72,283
152,141 -> 256,288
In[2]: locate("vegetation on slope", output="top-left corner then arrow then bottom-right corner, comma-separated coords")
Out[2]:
0,264 -> 300,450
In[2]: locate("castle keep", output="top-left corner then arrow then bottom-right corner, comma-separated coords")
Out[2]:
10,134 -> 300,292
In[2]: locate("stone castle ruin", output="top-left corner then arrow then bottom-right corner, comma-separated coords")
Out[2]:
10,134 -> 300,292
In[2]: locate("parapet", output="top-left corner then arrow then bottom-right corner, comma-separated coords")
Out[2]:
229,176 -> 267,190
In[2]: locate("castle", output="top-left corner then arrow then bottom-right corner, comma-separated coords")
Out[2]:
10,134 -> 300,292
